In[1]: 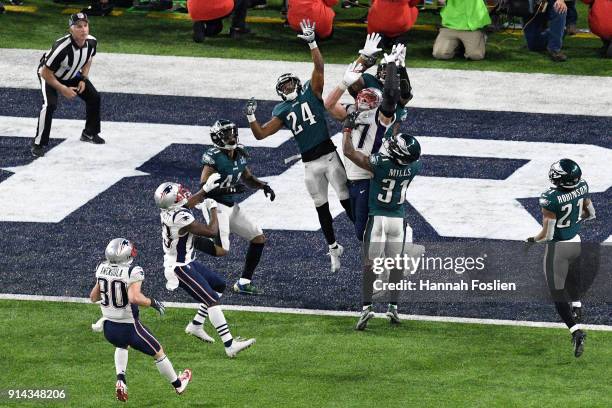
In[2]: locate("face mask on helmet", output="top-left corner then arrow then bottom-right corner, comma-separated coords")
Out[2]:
548,159 -> 582,189
376,63 -> 387,84
276,74 -> 302,101
356,88 -> 383,112
210,120 -> 239,150
384,133 -> 421,165
105,238 -> 137,265
154,182 -> 191,210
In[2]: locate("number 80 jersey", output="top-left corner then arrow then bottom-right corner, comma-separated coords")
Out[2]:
95,261 -> 144,323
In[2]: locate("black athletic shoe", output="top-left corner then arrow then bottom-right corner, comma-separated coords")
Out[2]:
80,130 -> 105,144
31,144 -> 45,157
572,330 -> 586,358
193,21 -> 205,43
230,26 -> 252,39
571,306 -> 582,322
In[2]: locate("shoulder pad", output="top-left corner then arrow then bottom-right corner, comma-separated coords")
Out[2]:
129,266 -> 145,282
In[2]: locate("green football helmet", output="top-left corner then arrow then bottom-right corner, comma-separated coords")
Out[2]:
385,133 -> 420,165
549,159 -> 582,189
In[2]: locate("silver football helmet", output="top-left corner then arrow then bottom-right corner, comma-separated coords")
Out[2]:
105,238 -> 137,265
154,182 -> 191,210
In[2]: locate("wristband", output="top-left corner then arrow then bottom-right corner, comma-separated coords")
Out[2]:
308,41 -> 318,50
343,127 -> 353,133
80,75 -> 88,82
247,114 -> 257,123
338,83 -> 348,91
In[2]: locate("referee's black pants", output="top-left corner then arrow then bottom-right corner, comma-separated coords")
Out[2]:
33,76 -> 101,147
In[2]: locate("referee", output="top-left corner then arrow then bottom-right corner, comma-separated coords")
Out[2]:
32,13 -> 104,158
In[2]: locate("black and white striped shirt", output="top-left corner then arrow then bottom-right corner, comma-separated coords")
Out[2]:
39,34 -> 97,81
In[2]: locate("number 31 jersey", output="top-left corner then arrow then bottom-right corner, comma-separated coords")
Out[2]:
95,261 -> 144,323
368,153 -> 421,218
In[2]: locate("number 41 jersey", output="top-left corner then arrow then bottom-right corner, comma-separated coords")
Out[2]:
95,261 -> 144,323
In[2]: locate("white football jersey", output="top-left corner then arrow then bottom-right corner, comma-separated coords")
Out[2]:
160,207 -> 196,268
95,261 -> 144,323
344,106 -> 395,181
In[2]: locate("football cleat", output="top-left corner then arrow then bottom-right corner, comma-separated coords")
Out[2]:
328,244 -> 344,273
572,330 -> 586,358
225,337 -> 256,358
115,380 -> 128,402
185,322 -> 215,343
386,304 -> 401,324
355,306 -> 375,331
175,369 -> 192,395
31,144 -> 45,157
571,305 -> 582,322
80,130 -> 105,144
233,281 -> 263,295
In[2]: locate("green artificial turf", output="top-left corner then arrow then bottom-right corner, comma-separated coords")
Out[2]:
0,0 -> 610,76
1,299 -> 611,407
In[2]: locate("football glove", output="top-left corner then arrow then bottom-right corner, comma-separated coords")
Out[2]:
150,297 -> 166,316
202,173 -> 221,193
203,198 -> 218,211
263,184 -> 276,201
341,62 -> 364,90
297,19 -> 316,44
526,237 -> 536,242
343,111 -> 360,130
244,98 -> 257,116
396,43 -> 407,67
359,33 -> 382,59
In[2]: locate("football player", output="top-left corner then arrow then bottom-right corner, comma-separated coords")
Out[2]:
343,123 -> 421,330
89,238 -> 192,402
154,179 -> 256,357
527,159 -> 596,357
243,19 -> 353,273
324,44 -> 404,242
346,33 -> 414,138
199,119 -> 275,295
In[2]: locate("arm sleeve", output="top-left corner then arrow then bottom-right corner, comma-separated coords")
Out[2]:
380,63 -> 400,118
398,66 -> 413,102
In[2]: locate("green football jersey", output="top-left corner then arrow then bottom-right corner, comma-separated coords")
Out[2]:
201,146 -> 248,204
362,73 -> 407,139
272,80 -> 330,154
368,152 -> 421,218
539,180 -> 589,241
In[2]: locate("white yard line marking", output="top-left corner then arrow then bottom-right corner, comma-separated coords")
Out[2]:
2,293 -> 611,332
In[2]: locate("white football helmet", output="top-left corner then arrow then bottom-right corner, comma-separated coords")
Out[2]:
105,238 -> 137,265
154,182 -> 192,210
356,87 -> 383,112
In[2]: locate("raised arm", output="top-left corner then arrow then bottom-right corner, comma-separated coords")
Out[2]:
243,98 -> 284,140
296,19 -> 324,99
378,47 -> 402,127
324,62 -> 365,121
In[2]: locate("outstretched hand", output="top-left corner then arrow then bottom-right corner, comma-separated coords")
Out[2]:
297,19 -> 316,43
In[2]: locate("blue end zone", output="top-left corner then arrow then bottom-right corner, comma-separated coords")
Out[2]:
1,87 -> 610,324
